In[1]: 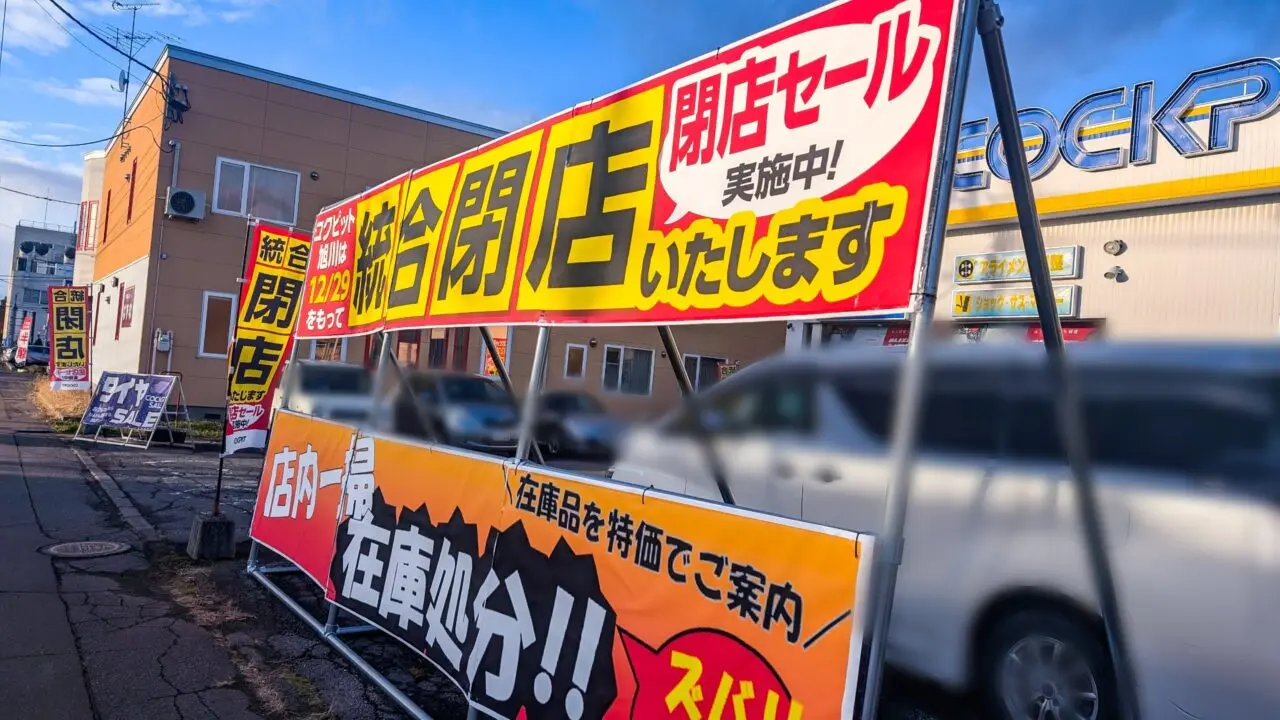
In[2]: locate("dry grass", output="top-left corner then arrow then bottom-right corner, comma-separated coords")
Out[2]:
29,381 -> 89,421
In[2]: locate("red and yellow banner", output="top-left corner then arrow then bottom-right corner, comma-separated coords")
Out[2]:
48,285 -> 91,391
225,221 -> 311,454
295,0 -> 963,338
250,411 -> 874,718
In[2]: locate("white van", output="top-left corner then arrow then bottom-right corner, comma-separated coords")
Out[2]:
610,341 -> 1280,720
272,359 -> 375,425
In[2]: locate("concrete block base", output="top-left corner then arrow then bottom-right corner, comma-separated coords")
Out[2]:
186,512 -> 236,561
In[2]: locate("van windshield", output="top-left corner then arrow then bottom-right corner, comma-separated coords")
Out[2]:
299,365 -> 372,395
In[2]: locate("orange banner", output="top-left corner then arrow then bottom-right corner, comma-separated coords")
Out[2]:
250,413 -> 874,718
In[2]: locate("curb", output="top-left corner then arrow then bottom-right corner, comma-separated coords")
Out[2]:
72,446 -> 162,542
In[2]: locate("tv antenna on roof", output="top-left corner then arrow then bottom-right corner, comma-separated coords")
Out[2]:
104,1 -> 182,121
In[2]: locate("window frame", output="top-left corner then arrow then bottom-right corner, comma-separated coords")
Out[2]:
682,352 -> 727,392
601,344 -> 655,397
197,290 -> 237,359
564,342 -> 589,381
306,338 -> 349,362
212,156 -> 302,226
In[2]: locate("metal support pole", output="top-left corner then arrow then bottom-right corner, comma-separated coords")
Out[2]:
657,326 -> 735,506
371,331 -> 397,432
213,223 -> 257,516
480,326 -> 546,465
515,327 -> 550,462
658,325 -> 696,397
977,2 -> 1140,718
859,0 -> 978,716
246,541 -> 260,571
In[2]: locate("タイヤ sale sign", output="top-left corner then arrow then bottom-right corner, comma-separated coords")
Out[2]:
250,411 -> 874,718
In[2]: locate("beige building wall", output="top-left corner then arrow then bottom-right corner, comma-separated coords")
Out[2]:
942,195 -> 1280,340
98,47 -> 501,413
505,323 -> 785,422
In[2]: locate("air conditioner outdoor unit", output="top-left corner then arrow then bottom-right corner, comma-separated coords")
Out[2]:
164,186 -> 205,221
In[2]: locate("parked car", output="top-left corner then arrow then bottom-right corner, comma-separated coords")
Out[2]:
17,344 -> 49,367
609,341 -> 1280,720
274,360 -> 375,424
535,390 -> 624,458
390,370 -> 519,455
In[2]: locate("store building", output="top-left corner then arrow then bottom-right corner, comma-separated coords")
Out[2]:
788,55 -> 1280,349
90,45 -> 504,415
502,323 -> 786,422
5,222 -> 76,347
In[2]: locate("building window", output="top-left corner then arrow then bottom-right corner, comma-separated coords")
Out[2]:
212,157 -> 301,225
21,288 -> 43,305
198,291 -> 236,358
450,328 -> 470,371
602,345 -> 654,396
427,333 -> 447,368
683,353 -> 726,392
397,330 -> 421,367
564,343 -> 588,380
77,200 -> 100,251
126,158 -> 137,222
307,338 -> 348,362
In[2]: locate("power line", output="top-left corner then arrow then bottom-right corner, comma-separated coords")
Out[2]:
0,186 -> 79,205
44,0 -> 168,88
0,109 -> 167,149
32,0 -> 137,82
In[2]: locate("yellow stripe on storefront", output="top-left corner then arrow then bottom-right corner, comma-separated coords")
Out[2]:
948,165 -> 1280,226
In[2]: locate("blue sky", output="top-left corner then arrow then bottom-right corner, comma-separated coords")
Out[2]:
1,0 -> 1278,277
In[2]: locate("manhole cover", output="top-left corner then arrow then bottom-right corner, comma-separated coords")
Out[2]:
41,541 -> 132,558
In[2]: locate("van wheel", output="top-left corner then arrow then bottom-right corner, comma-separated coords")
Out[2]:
977,609 -> 1116,720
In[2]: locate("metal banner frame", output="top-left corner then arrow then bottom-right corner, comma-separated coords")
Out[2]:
859,1 -> 1141,719
72,373 -> 187,451
241,2 -> 1142,719
244,319 -> 733,720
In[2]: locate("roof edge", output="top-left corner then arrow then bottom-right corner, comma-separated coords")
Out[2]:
107,45 -> 508,154
168,45 -> 507,138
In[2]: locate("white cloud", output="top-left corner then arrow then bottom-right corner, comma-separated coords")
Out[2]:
0,147 -> 83,292
78,0 -> 273,26
34,76 -> 123,107
216,9 -> 253,22
0,121 -> 30,139
0,0 -> 73,55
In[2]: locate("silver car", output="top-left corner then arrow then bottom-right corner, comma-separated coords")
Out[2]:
390,370 -> 520,455
610,341 -> 1280,720
275,359 -> 375,424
